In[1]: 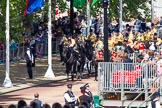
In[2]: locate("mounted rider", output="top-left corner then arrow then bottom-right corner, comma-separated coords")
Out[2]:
94,38 -> 104,61
76,31 -> 85,43
87,29 -> 97,47
67,33 -> 76,48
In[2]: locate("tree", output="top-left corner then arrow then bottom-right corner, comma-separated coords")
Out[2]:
0,0 -> 151,43
82,0 -> 150,21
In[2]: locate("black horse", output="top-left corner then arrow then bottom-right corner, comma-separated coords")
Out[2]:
62,45 -> 76,81
75,40 -> 86,80
84,40 -> 95,77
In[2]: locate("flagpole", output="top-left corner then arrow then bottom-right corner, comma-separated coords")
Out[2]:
87,0 -> 90,37
44,0 -> 55,78
3,0 -> 12,87
151,0 -> 154,23
119,0 -> 123,32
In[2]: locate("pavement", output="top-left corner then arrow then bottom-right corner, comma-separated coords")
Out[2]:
0,55 -> 68,95
0,55 -> 98,107
0,76 -> 68,95
0,77 -> 98,107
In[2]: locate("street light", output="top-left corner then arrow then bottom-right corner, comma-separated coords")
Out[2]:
3,0 -> 12,87
103,0 -> 110,62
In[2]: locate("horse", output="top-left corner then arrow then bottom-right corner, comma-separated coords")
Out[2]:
84,40 -> 96,77
75,40 -> 86,80
62,45 -> 77,81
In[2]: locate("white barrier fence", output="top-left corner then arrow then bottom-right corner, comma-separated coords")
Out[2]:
98,62 -> 160,94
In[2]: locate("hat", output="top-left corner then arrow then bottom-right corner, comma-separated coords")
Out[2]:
115,29 -> 120,33
84,83 -> 89,88
77,30 -> 82,34
68,33 -> 72,37
67,84 -> 72,88
126,24 -> 130,28
80,86 -> 86,91
108,33 -> 111,37
151,23 -> 155,27
90,29 -> 93,32
154,92 -> 160,97
125,33 -> 129,37
127,28 -> 131,32
154,33 -> 158,36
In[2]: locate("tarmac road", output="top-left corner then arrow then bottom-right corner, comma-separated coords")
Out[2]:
0,55 -> 98,107
0,77 -> 98,107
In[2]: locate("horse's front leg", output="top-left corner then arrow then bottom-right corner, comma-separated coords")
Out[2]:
66,63 -> 71,81
79,61 -> 85,81
71,64 -> 76,81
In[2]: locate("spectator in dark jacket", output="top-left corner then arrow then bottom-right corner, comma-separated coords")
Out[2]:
8,104 -> 16,108
52,102 -> 62,108
31,93 -> 42,108
123,53 -> 133,70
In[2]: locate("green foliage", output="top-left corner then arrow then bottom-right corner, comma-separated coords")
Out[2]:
89,0 -> 150,21
0,0 -> 150,43
73,0 -> 86,7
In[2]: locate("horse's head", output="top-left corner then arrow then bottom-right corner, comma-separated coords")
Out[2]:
62,45 -> 70,59
84,40 -> 94,60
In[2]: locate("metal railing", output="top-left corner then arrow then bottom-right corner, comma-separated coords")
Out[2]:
98,62 -> 159,93
0,38 -> 60,63
98,62 -> 161,107
137,87 -> 159,108
128,52 -> 138,63
126,76 -> 160,108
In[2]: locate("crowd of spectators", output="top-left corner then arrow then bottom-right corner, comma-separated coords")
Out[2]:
0,85 -> 94,108
0,100 -> 90,108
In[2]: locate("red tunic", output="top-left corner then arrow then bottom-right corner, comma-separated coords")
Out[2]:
138,43 -> 145,50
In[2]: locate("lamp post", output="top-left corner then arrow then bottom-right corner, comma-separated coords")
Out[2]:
103,0 -> 109,62
3,0 -> 12,87
70,0 -> 74,34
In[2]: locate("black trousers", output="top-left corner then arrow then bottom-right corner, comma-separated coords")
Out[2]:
27,66 -> 33,79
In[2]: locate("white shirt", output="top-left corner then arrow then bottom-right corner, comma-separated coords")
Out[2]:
27,50 -> 34,62
148,98 -> 161,108
69,39 -> 76,47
